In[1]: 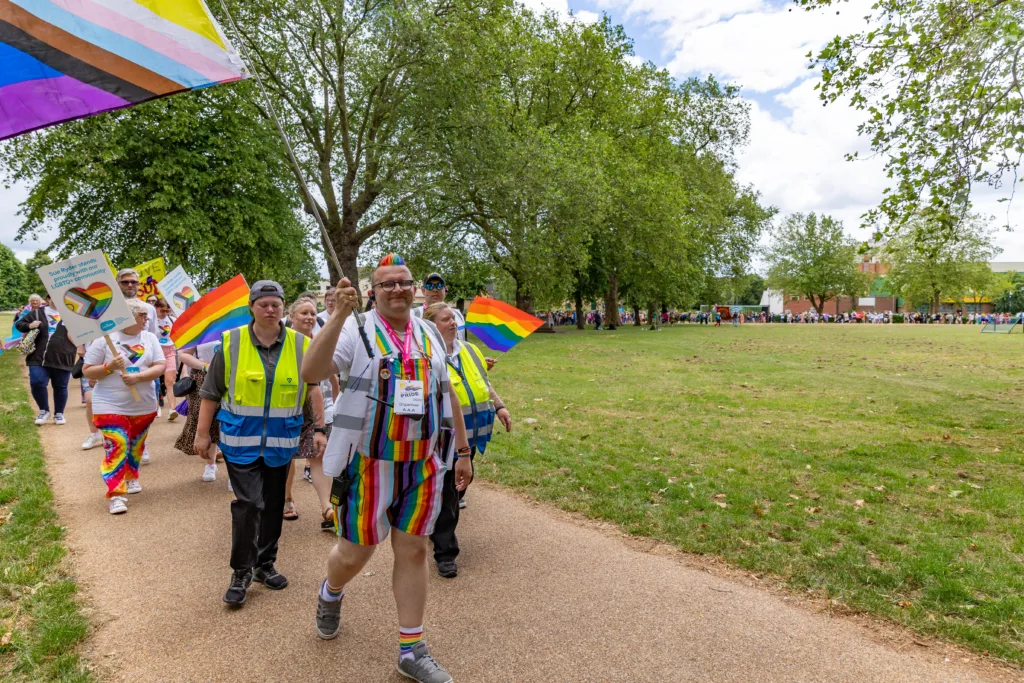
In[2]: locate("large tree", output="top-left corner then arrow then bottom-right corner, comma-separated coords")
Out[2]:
800,0 -> 1024,234
1,83 -> 319,292
23,249 -> 52,299
880,212 -> 1002,313
219,0 -> 495,286
765,213 -> 865,314
0,244 -> 30,311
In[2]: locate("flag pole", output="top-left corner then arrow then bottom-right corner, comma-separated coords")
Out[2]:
214,0 -> 374,356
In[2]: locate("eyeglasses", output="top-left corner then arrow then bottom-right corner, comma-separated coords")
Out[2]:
374,280 -> 415,292
120,280 -> 139,286
422,282 -> 445,291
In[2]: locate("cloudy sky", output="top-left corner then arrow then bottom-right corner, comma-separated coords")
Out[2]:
2,0 -> 1022,266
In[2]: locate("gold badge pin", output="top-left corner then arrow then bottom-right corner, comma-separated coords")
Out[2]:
380,368 -> 391,380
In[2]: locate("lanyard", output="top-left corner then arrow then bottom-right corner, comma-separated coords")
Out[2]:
378,315 -> 419,375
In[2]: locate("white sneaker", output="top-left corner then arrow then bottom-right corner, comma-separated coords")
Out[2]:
202,464 -> 217,482
53,413 -> 67,425
227,478 -> 234,494
108,496 -> 128,514
141,447 -> 150,464
126,479 -> 142,495
157,406 -> 162,418
34,410 -> 51,425
82,432 -> 104,450
168,410 -> 179,421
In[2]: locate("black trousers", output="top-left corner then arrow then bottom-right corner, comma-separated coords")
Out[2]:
430,451 -> 475,564
224,457 -> 290,572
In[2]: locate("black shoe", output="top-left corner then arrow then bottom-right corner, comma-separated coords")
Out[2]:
253,563 -> 289,590
436,560 -> 458,578
223,569 -> 252,607
320,519 -> 335,533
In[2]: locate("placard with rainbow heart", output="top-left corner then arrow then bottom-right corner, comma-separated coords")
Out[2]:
36,250 -> 135,346
157,265 -> 198,317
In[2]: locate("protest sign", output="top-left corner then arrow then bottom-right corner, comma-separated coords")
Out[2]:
37,251 -> 140,400
157,266 -> 198,317
132,257 -> 167,302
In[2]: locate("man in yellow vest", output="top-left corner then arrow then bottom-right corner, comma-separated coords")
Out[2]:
194,280 -> 322,608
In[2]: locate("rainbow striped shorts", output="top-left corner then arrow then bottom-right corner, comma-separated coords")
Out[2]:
333,452 -> 445,546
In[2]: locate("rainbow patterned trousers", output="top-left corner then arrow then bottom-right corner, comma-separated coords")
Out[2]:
333,452 -> 446,546
95,413 -> 157,498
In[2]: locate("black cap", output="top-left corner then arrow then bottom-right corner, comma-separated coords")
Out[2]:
249,280 -> 285,303
423,272 -> 445,286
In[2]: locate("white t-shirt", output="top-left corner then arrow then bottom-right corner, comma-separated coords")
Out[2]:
196,340 -> 221,364
156,316 -> 175,347
84,330 -> 163,415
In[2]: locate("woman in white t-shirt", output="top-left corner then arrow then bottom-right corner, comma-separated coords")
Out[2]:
154,298 -> 178,420
82,298 -> 166,515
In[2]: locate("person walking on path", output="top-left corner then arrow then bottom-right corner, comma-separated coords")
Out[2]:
17,294 -> 77,426
81,298 -> 165,514
194,280 -> 314,607
173,341 -> 225,485
281,296 -> 330,524
302,254 -> 472,683
154,298 -> 179,420
412,273 -> 466,341
117,269 -> 159,459
422,303 -> 511,579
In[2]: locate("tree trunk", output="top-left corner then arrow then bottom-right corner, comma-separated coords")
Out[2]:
574,291 -> 585,330
632,305 -> 641,326
647,301 -> 658,330
604,272 -> 620,329
514,280 -> 534,315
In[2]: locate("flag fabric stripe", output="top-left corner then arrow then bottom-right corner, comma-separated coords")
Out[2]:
0,75 -> 128,137
1,4 -> 180,94
49,0 -> 241,82
468,323 -> 523,353
169,274 -> 249,350
12,0 -> 212,87
0,0 -> 246,141
132,0 -> 227,49
0,20 -> 154,100
465,297 -> 544,353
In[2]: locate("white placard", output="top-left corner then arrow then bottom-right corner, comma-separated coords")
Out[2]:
157,265 -> 198,317
36,250 -> 135,346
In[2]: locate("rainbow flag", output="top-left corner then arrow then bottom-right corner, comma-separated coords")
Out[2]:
170,274 -> 248,350
465,297 -> 544,353
0,0 -> 247,141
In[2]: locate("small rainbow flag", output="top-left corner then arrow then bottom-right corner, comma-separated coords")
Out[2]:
465,297 -> 544,353
170,275 -> 249,350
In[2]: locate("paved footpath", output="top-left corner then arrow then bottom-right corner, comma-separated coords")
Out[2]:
37,386 -> 1016,682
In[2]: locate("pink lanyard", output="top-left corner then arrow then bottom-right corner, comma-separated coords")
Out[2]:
378,316 -> 416,375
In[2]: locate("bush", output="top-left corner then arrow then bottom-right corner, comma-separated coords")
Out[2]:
892,314 -> 904,323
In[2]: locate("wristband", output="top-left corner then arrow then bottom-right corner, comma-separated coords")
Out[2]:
313,427 -> 327,435
456,447 -> 472,459
494,404 -> 506,411
103,362 -> 112,375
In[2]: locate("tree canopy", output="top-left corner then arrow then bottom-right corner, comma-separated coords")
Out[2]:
765,212 -> 866,314
800,0 -> 1024,235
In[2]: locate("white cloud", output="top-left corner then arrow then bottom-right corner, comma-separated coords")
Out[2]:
573,9 -> 601,23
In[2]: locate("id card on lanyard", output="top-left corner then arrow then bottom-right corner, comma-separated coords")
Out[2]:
378,317 -> 425,416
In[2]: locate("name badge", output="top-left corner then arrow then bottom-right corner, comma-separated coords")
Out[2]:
125,366 -> 140,374
395,379 -> 425,416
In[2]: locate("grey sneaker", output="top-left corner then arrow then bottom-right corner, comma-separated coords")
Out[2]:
315,587 -> 342,640
397,642 -> 453,683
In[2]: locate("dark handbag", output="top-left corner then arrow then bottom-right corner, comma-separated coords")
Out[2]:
172,363 -> 196,397
71,356 -> 85,379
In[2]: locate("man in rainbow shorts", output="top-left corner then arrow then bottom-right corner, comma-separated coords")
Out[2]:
303,254 -> 472,683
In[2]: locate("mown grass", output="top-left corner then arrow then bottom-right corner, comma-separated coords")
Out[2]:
0,312 -> 93,682
483,323 -> 1024,665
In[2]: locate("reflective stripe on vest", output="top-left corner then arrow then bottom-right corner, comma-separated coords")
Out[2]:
216,325 -> 309,461
448,342 -> 491,443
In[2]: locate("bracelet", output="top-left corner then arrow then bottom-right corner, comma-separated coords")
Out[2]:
313,426 -> 327,434
456,447 -> 472,459
494,404 -> 506,411
103,362 -> 112,375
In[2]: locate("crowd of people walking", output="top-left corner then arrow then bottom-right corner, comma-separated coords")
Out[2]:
9,257 -> 515,683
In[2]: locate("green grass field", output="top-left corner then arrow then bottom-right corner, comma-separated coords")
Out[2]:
484,322 -> 1024,664
0,313 -> 93,681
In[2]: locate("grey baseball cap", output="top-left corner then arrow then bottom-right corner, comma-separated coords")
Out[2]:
249,280 -> 285,303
